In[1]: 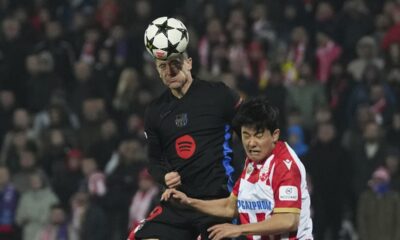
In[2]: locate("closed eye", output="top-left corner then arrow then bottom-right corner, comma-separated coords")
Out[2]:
255,133 -> 264,138
158,63 -> 166,69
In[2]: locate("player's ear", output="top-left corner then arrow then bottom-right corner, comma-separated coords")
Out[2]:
272,129 -> 280,142
186,57 -> 192,70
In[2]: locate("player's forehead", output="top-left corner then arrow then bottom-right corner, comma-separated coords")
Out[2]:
155,55 -> 185,64
155,58 -> 169,65
241,125 -> 266,134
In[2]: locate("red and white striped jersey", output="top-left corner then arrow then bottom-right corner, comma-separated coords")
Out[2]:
232,141 -> 313,240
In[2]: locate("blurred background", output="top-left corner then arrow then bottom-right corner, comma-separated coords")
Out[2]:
0,0 -> 399,240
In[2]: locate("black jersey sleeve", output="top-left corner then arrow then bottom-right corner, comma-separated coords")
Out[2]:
144,106 -> 168,186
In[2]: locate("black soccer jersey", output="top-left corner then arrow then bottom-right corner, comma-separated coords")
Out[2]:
144,79 -> 241,199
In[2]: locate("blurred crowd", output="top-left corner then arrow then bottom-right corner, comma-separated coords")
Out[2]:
0,0 -> 400,240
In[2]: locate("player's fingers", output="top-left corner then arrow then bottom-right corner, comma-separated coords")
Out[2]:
167,177 -> 181,188
215,230 -> 228,240
173,176 -> 181,184
167,182 -> 178,188
165,172 -> 180,183
172,192 -> 185,200
168,182 -> 181,188
208,227 -> 221,240
162,190 -> 171,201
208,229 -> 216,239
173,174 -> 181,182
169,171 -> 180,178
166,175 -> 180,184
170,190 -> 186,203
207,224 -> 221,232
160,190 -> 171,201
213,233 -> 222,240
170,189 -> 180,194
165,179 -> 175,187
171,191 -> 181,198
171,193 -> 183,203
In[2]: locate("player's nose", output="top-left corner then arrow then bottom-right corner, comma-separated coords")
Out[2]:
247,137 -> 257,147
167,62 -> 179,77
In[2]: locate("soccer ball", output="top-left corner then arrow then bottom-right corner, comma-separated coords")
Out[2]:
144,17 -> 189,60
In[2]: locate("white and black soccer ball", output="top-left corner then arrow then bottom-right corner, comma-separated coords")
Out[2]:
144,16 -> 189,60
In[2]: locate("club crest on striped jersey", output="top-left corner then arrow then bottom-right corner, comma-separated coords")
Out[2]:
259,164 -> 270,182
246,163 -> 254,175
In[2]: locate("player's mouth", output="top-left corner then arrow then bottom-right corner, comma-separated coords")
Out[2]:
248,149 -> 260,155
168,79 -> 179,85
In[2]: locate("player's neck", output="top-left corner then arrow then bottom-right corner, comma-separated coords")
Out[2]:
171,76 -> 193,99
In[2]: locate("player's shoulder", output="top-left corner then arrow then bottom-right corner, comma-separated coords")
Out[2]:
273,141 -> 303,169
194,79 -> 230,91
144,90 -> 171,118
147,90 -> 171,107
273,141 -> 294,160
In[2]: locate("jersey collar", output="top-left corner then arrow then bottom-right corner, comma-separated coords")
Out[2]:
247,140 -> 284,165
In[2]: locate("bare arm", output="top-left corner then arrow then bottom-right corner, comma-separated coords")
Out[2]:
238,212 -> 299,235
207,212 -> 300,240
189,195 -> 238,219
161,189 -> 237,218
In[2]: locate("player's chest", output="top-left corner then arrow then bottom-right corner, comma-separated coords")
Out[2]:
237,164 -> 275,213
158,97 -> 225,136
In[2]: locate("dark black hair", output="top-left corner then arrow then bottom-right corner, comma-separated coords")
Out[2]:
233,97 -> 279,134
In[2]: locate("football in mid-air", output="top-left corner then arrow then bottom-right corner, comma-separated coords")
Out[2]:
144,17 -> 189,60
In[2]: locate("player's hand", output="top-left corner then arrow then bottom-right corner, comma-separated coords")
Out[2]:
161,189 -> 191,205
164,171 -> 181,188
208,223 -> 242,240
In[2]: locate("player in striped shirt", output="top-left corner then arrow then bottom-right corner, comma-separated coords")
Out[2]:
162,97 -> 313,240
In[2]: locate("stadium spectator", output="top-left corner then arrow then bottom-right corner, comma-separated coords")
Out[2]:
128,168 -> 160,230
351,121 -> 387,203
0,166 -> 19,240
106,137 -> 146,240
51,148 -> 83,211
356,167 -> 400,240
70,192 -> 107,240
304,122 -> 351,240
15,172 -> 59,240
35,204 -> 77,240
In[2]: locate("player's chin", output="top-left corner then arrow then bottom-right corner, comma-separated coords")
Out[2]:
247,151 -> 263,161
168,81 -> 183,89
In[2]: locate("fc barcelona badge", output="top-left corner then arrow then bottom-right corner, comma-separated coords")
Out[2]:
175,113 -> 188,127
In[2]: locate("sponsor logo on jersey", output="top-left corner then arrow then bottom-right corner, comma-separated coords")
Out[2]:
237,199 -> 272,211
283,159 -> 292,170
175,135 -> 196,159
175,113 -> 188,127
279,185 -> 298,201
